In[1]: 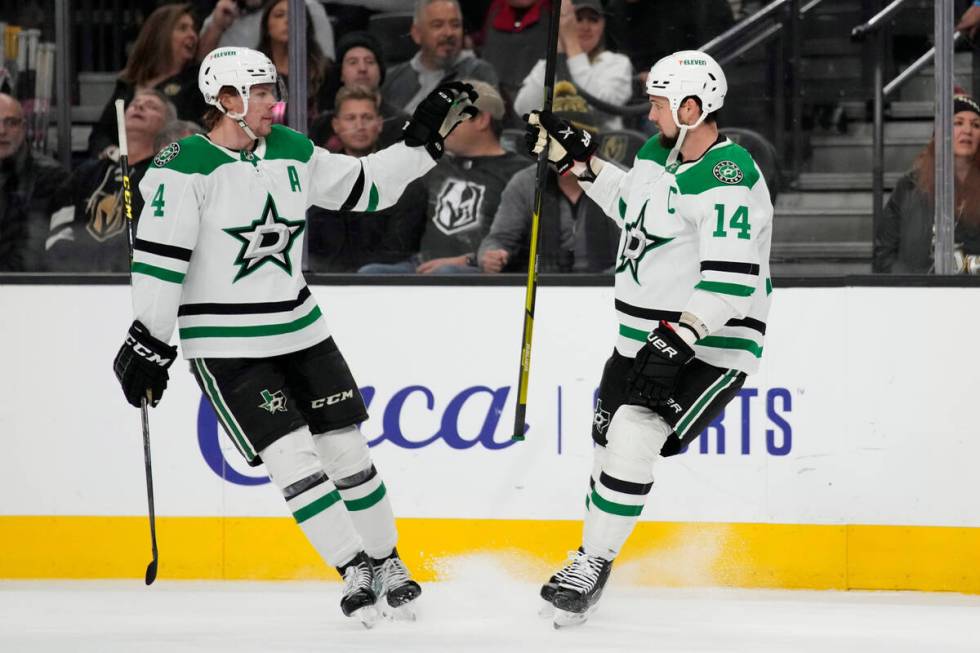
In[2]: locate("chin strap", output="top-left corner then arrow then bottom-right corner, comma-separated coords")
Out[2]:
218,102 -> 259,142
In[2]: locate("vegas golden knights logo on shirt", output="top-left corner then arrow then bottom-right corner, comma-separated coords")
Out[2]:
85,166 -> 127,242
433,178 -> 486,236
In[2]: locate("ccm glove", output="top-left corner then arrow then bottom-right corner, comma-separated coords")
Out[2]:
113,320 -> 178,408
625,321 -> 695,409
403,81 -> 479,160
524,109 -> 597,175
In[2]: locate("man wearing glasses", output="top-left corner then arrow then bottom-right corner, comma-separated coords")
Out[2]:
0,93 -> 66,271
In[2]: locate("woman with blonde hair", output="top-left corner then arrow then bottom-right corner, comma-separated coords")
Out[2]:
88,4 -> 208,156
874,93 -> 980,273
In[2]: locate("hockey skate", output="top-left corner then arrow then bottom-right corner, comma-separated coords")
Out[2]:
549,550 -> 613,629
338,552 -> 380,628
538,547 -> 584,618
372,549 -> 422,621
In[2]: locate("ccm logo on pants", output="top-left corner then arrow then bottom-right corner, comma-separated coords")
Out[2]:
312,390 -> 354,408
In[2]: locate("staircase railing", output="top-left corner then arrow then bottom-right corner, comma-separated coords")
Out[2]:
851,0 -> 958,274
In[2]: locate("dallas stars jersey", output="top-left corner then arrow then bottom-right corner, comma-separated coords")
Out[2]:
131,125 -> 436,359
585,134 -> 773,374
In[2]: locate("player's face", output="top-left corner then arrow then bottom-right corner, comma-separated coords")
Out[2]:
245,84 -> 278,137
332,99 -> 382,153
0,96 -> 25,160
576,9 -> 603,54
341,47 -> 381,89
953,110 -> 980,158
170,13 -> 198,69
648,95 -> 678,138
267,1 -> 289,46
412,1 -> 462,66
126,93 -> 169,137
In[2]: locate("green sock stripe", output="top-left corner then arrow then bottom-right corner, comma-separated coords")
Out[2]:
343,482 -> 387,512
194,359 -> 256,460
589,489 -> 644,517
293,489 -> 342,524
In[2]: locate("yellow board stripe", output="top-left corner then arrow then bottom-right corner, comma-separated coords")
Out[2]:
1,517 -> 979,593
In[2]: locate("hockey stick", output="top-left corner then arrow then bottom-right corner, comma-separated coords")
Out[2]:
512,0 -> 563,441
116,99 -> 159,585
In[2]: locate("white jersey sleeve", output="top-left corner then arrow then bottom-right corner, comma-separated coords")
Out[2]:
582,159 -> 631,229
131,159 -> 201,344
306,142 -> 437,213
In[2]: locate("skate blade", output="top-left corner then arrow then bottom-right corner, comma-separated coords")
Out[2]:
538,599 -> 556,619
552,606 -> 596,630
351,604 -> 380,629
382,602 -> 417,622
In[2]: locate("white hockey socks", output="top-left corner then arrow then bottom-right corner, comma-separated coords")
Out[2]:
582,405 -> 670,560
315,426 -> 398,561
261,429 -> 362,569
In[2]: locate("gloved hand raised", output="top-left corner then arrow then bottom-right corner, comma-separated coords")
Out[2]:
524,109 -> 597,175
403,81 -> 479,160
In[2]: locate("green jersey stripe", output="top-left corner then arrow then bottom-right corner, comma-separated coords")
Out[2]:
675,369 -> 739,436
619,324 -> 649,342
697,336 -> 763,357
132,262 -> 185,284
180,306 -> 323,339
193,359 -> 256,460
590,489 -> 644,517
343,483 -> 387,511
293,489 -> 342,524
366,183 -> 379,212
766,277 -> 773,295
694,280 -> 755,296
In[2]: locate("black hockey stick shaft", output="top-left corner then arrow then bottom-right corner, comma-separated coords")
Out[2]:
116,99 -> 159,585
512,0 -> 563,441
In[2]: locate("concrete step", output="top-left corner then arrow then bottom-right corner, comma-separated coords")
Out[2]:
773,206 -> 872,243
776,191 -> 873,210
845,120 -> 934,139
840,100 -> 936,121
795,172 -> 903,191
770,241 -> 871,262
809,134 -> 928,172
771,260 -> 871,276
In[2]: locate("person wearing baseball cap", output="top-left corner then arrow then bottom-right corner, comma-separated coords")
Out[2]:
513,0 -> 633,129
875,90 -> 980,273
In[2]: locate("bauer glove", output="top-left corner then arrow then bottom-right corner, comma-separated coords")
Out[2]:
524,109 -> 597,175
625,321 -> 694,409
403,81 -> 479,160
113,320 -> 177,408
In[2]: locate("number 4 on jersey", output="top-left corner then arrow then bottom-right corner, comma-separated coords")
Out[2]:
151,184 -> 166,218
712,204 -> 750,239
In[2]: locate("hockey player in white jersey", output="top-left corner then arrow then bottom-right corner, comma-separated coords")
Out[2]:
525,50 -> 773,627
111,47 -> 479,626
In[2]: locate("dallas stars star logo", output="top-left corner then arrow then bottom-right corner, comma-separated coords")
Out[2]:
615,201 -> 674,284
224,194 -> 305,282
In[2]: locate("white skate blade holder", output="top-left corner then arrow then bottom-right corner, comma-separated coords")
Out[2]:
351,604 -> 380,629
553,605 -> 599,630
382,602 -> 417,622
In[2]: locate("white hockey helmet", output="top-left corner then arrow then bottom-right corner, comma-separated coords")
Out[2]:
645,50 -> 727,131
198,47 -> 279,121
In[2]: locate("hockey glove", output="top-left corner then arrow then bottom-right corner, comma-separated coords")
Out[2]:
113,320 -> 178,408
403,81 -> 479,160
625,321 -> 695,409
524,110 -> 597,176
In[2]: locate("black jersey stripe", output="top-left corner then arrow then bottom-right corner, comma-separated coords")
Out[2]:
339,162 -> 366,212
178,286 -> 312,316
725,317 -> 767,334
614,300 -> 681,322
134,238 -> 193,262
599,472 -> 653,496
700,260 -> 760,275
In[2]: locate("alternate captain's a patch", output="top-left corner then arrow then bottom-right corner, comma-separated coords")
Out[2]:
154,142 -> 181,167
712,160 -> 744,185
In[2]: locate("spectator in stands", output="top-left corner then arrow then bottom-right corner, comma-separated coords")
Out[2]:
0,93 -> 65,272
88,3 -> 209,157
874,92 -> 980,273
199,0 -> 335,61
480,0 -> 554,110
360,80 -> 527,273
307,86 -> 426,272
45,90 -> 176,273
154,120 -> 204,153
479,82 -> 618,273
382,0 -> 499,114
313,31 -> 405,150
513,0 -> 633,130
258,0 -> 332,126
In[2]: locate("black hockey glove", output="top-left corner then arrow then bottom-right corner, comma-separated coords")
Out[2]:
524,110 -> 597,175
113,320 -> 178,408
403,81 -> 479,160
625,321 -> 695,409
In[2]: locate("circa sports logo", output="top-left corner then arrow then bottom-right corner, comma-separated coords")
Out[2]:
433,178 -> 486,236
713,160 -> 744,185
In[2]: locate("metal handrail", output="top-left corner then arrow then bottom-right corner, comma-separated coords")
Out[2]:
850,0 -> 908,41
884,31 -> 963,97
701,0 -> 790,55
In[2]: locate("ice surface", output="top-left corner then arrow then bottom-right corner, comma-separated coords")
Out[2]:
2,556 -> 978,653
